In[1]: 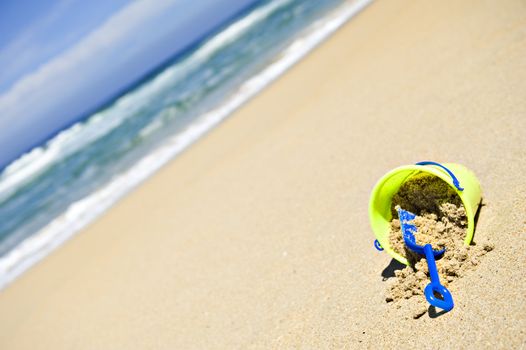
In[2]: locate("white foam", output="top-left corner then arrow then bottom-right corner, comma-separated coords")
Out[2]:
0,0 -> 292,205
0,0 -> 372,290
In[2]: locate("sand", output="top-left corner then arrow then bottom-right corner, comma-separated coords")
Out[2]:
387,201 -> 494,319
390,173 -> 463,221
389,203 -> 467,254
1,0 -> 525,348
389,173 -> 467,256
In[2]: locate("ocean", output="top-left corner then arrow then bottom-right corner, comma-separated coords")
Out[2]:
0,0 -> 371,289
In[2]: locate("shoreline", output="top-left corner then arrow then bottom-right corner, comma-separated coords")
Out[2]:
0,0 -> 525,348
0,0 -> 372,290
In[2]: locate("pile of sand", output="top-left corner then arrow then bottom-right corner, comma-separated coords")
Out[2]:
385,174 -> 493,318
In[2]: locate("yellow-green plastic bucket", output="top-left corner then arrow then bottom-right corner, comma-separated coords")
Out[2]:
369,161 -> 482,265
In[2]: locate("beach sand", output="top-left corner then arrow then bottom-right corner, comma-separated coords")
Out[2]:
1,0 -> 525,348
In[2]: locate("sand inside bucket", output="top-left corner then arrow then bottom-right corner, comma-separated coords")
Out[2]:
385,173 -> 493,318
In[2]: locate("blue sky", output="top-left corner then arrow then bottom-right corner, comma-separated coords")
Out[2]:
0,0 -> 260,167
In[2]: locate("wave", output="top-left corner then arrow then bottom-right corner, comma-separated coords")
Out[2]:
0,0 -> 372,290
0,0 -> 294,206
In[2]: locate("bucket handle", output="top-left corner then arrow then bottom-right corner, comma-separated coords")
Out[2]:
374,239 -> 384,251
415,161 -> 464,191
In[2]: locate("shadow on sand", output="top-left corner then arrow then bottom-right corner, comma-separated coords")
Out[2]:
381,258 -> 405,281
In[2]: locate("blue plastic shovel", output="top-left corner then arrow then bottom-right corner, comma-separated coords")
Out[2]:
397,207 -> 454,312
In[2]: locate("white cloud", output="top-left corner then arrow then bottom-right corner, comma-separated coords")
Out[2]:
0,0 -> 180,129
0,0 -> 74,89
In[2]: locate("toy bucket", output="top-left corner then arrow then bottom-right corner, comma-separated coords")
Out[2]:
369,161 -> 482,265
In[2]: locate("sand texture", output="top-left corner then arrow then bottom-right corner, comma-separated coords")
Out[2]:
0,0 -> 525,348
387,203 -> 494,318
390,173 -> 463,220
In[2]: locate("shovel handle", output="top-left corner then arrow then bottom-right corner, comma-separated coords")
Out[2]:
423,244 -> 454,311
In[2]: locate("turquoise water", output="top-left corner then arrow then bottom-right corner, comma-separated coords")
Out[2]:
0,0 -> 371,287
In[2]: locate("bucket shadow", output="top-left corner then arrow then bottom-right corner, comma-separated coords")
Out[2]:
381,258 -> 406,281
470,200 -> 484,243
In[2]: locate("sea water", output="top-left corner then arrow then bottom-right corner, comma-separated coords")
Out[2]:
0,0 -> 371,289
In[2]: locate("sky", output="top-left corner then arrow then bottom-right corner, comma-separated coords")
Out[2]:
0,0 -> 260,168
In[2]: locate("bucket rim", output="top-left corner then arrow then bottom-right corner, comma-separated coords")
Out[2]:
369,163 -> 475,265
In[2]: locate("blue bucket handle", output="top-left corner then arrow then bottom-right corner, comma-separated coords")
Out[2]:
415,161 -> 464,191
